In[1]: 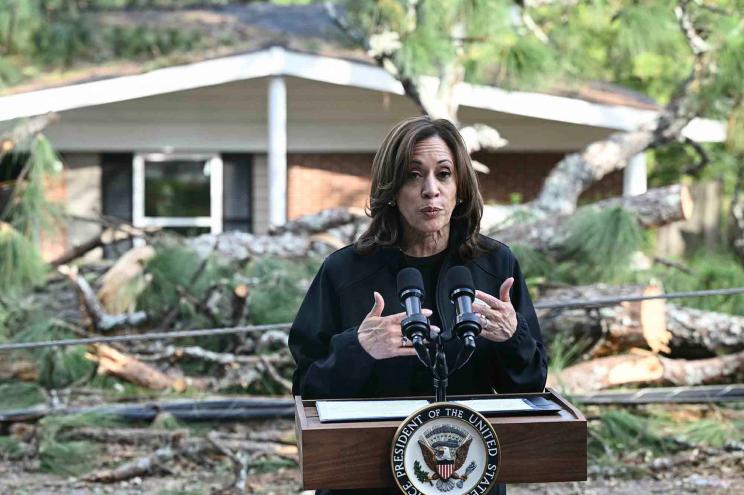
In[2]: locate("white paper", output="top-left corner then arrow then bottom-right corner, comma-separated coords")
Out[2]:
455,398 -> 533,413
316,400 -> 428,422
316,397 -> 535,422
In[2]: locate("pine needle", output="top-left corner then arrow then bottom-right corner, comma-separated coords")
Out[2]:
0,221 -> 46,294
560,206 -> 644,283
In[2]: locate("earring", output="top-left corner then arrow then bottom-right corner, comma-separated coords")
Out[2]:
457,199 -> 463,205
388,200 -> 396,207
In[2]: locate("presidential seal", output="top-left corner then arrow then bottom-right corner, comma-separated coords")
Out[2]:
391,403 -> 500,495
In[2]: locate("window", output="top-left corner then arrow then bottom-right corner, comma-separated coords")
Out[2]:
133,153 -> 223,234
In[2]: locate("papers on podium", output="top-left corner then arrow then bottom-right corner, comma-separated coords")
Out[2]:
316,397 -> 555,423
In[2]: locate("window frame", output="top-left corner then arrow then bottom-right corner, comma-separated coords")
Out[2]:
132,152 -> 223,234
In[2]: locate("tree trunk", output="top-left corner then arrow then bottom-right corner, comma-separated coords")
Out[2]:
85,344 -> 205,392
59,265 -> 147,332
666,304 -> 744,358
538,284 -> 744,358
550,350 -> 744,393
538,283 -> 670,357
487,184 -> 693,252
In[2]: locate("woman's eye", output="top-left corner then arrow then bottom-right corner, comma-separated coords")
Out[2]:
408,171 -> 422,179
438,170 -> 452,179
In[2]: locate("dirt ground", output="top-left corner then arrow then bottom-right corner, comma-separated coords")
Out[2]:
0,465 -> 742,495
1,451 -> 741,494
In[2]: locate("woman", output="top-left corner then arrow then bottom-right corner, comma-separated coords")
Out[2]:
289,116 -> 547,494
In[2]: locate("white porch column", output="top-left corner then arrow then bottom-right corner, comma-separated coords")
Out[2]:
267,75 -> 287,227
623,153 -> 647,197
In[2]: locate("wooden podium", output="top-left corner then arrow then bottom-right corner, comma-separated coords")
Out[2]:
295,388 -> 587,490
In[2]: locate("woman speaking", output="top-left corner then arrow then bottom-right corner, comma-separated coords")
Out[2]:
289,116 -> 547,495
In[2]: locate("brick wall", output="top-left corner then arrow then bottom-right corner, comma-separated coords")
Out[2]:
287,153 -> 375,219
286,152 -> 624,219
473,151 -> 623,204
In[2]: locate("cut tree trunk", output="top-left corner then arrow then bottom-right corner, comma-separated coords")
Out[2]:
550,350 -> 744,393
487,184 -> 693,251
538,284 -> 744,358
538,283 -> 670,357
85,344 -> 205,392
96,245 -> 155,314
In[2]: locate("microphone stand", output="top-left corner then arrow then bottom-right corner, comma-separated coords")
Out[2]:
432,336 -> 448,402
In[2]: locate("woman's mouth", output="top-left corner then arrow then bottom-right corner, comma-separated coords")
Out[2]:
420,207 -> 442,218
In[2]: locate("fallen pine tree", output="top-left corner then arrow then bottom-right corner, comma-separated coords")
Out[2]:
538,283 -> 744,359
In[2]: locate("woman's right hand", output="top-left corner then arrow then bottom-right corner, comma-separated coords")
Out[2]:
358,292 -> 434,360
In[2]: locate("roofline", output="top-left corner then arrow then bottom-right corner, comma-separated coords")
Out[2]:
0,46 -> 725,142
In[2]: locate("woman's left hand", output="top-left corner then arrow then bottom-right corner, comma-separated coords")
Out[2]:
473,278 -> 518,342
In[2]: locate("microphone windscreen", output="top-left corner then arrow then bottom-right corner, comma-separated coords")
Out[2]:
397,267 -> 424,300
445,265 -> 474,296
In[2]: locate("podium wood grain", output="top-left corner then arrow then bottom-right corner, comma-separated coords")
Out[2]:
295,389 -> 587,489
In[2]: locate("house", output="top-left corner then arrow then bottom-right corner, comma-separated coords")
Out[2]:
0,4 -> 724,255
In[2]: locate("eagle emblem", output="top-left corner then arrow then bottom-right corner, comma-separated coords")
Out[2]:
415,425 -> 477,491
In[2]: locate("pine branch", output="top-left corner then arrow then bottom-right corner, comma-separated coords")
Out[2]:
324,1 -> 427,113
675,0 -> 710,56
653,0 -> 711,144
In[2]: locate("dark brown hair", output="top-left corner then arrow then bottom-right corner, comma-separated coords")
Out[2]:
355,116 -> 486,260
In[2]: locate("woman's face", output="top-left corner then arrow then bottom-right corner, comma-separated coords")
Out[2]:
396,135 -> 458,239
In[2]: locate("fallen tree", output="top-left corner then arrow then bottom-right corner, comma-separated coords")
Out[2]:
538,283 -> 744,358
84,344 -> 202,392
489,184 -> 693,253
550,349 -> 744,393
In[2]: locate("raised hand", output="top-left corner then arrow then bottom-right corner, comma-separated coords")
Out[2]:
357,291 -> 435,359
472,278 -> 518,342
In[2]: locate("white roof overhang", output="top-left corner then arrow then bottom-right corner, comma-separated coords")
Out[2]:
0,46 -> 725,142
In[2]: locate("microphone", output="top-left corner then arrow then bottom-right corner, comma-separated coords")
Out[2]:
445,266 -> 481,350
396,267 -> 431,348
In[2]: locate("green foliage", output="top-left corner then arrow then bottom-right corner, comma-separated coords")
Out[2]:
0,222 -> 47,294
37,412 -> 123,476
546,332 -> 592,378
0,436 -> 24,460
0,134 -> 61,295
4,135 -> 65,234
558,206 -> 644,284
588,409 -> 672,464
246,256 -> 322,324
151,411 -> 182,430
678,417 -> 744,448
649,249 -> 744,315
588,405 -> 744,470
0,382 -> 46,410
11,318 -> 94,389
136,246 -> 231,322
510,244 -> 551,280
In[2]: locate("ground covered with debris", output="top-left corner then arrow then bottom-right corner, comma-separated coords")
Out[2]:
1,404 -> 742,495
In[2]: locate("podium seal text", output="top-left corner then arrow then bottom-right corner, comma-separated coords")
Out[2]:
391,402 -> 500,495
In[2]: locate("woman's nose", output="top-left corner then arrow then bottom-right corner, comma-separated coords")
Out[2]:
422,175 -> 439,197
